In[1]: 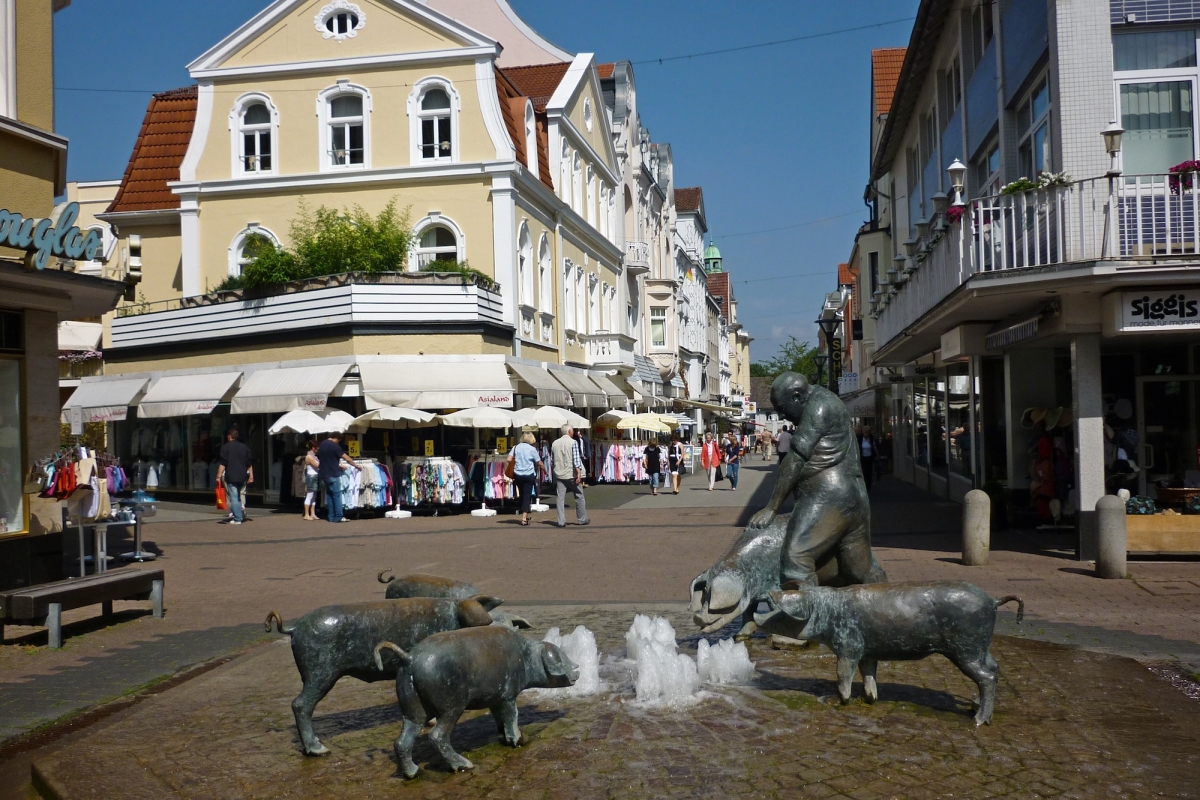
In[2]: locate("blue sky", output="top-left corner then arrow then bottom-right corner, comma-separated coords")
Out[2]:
53,0 -> 919,363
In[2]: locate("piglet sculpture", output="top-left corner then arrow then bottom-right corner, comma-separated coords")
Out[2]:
374,626 -> 579,778
754,581 -> 1023,725
265,596 -> 499,756
377,570 -> 531,629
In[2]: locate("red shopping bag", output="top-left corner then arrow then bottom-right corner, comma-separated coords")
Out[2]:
216,482 -> 228,510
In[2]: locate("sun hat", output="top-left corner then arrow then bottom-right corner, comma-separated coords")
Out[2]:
1044,406 -> 1063,431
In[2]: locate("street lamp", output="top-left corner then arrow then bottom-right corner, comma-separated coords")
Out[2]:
1102,120 -> 1124,176
815,316 -> 841,394
947,159 -> 967,206
915,217 -> 930,242
813,353 -> 829,388
894,252 -> 911,279
932,192 -> 949,215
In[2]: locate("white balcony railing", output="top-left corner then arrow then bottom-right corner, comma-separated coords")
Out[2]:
876,173 -> 1200,348
581,331 -> 636,369
624,241 -> 650,272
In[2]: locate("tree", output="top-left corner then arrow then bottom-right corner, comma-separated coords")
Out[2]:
751,336 -> 820,378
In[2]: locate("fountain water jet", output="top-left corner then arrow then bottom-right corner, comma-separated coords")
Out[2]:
541,625 -> 602,696
697,638 -> 756,685
624,615 -> 701,706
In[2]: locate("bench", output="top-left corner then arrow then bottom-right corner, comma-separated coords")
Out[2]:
0,568 -> 164,648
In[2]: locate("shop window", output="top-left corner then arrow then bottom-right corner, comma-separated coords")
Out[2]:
947,365 -> 973,478
415,225 -> 458,268
0,310 -> 21,352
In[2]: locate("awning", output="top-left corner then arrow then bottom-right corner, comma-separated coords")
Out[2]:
138,372 -> 242,418
679,399 -> 740,415
231,364 -> 349,414
62,378 -> 148,423
508,362 -> 572,407
633,354 -> 663,386
359,361 -> 514,409
58,321 -> 102,352
841,387 -> 880,417
588,372 -> 628,409
548,369 -> 607,409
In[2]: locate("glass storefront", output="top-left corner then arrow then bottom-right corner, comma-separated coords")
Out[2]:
0,358 -> 23,534
929,376 -> 948,478
947,364 -> 972,478
913,378 -> 929,467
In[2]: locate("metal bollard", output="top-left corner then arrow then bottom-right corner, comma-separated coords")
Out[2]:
151,579 -> 164,619
962,489 -> 991,566
1096,495 -> 1127,579
46,603 -> 62,649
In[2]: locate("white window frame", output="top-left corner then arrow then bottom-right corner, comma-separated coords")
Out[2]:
517,222 -> 534,310
588,273 -> 599,333
563,259 -> 576,332
650,306 -> 667,348
559,140 -> 571,202
0,0 -> 14,119
1113,33 -> 1200,177
229,92 -> 279,177
538,234 -> 553,315
228,225 -> 281,277
524,100 -> 537,173
572,152 -> 583,215
410,214 -> 466,269
317,82 -> 371,172
575,264 -> 586,334
586,166 -> 597,227
407,76 -> 460,165
314,1 -> 366,41
1016,73 -> 1052,179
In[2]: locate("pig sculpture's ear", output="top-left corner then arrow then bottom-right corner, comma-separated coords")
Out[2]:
540,643 -> 575,677
469,594 -> 504,611
456,598 -> 495,627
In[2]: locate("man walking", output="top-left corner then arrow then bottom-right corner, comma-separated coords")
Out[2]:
775,425 -> 792,462
317,431 -> 360,523
856,424 -> 878,491
552,425 -> 589,527
216,427 -> 253,525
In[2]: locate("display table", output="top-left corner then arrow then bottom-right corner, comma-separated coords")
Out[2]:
1126,514 -> 1200,554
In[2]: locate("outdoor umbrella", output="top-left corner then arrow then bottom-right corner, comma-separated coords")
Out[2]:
616,413 -> 674,434
437,407 -> 518,429
268,409 -> 332,435
348,407 -> 437,431
595,409 -> 631,426
512,406 -> 590,430
318,409 -> 357,432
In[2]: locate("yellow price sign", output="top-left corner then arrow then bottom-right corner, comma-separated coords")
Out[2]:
424,440 -> 435,456
496,437 -> 507,453
347,440 -> 361,457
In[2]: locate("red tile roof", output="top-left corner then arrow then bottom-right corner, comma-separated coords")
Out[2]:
499,62 -> 571,112
838,262 -> 855,285
707,270 -> 732,319
495,68 -> 554,190
871,48 -> 906,117
675,187 -> 703,213
106,86 -> 198,214
597,63 -> 614,79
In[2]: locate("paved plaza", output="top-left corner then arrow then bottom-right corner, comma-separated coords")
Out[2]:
2,465 -> 1200,798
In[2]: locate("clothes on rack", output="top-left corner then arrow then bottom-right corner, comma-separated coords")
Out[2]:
342,459 -> 393,510
590,442 -> 656,483
465,452 -> 515,501
393,457 -> 466,506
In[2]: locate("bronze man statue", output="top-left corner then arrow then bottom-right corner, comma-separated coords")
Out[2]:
749,371 -> 887,587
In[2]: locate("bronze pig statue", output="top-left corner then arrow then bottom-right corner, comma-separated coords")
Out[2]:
754,581 -> 1023,725
377,570 -> 531,629
374,626 -> 578,778
265,595 -> 500,756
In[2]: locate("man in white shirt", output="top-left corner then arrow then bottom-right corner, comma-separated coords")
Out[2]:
551,425 -> 589,528
775,426 -> 792,462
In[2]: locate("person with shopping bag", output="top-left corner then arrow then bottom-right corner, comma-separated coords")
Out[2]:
506,432 -> 543,526
700,431 -> 723,491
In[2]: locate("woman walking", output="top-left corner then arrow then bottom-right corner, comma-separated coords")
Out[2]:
668,434 -> 684,495
700,431 -> 722,491
724,432 -> 742,490
302,439 -> 320,521
507,432 -> 543,526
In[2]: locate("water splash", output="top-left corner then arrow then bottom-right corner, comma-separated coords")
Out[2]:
624,615 -> 700,707
541,625 -> 603,696
697,637 -> 756,684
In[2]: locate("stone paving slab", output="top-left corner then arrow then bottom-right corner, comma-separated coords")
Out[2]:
31,606 -> 1200,799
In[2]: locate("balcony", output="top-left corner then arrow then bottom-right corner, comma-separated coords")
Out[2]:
624,241 -> 650,274
110,272 -> 506,351
580,331 -> 636,370
875,174 -> 1200,351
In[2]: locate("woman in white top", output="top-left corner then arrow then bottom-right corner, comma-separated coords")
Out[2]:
507,432 -> 544,526
303,439 -> 321,521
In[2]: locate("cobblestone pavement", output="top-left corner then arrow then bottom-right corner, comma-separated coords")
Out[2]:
30,606 -> 1200,799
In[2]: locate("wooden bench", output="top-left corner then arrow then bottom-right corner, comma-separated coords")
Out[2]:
0,568 -> 164,648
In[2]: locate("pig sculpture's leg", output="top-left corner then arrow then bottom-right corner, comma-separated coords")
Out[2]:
835,656 -> 857,704
292,673 -> 340,756
428,707 -> 474,772
949,654 -> 998,726
492,699 -> 523,746
395,717 -> 422,779
859,659 -> 878,703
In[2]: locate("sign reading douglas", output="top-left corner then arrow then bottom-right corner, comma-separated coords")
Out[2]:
0,202 -> 104,270
1105,290 -> 1200,334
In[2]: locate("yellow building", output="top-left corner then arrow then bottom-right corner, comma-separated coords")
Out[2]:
0,0 -> 124,569
67,0 -> 637,501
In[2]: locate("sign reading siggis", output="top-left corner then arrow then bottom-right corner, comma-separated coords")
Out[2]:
0,202 -> 104,270
1105,290 -> 1200,334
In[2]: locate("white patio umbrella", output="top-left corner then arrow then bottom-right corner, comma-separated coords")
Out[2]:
268,409 -> 330,435
512,406 -> 590,430
595,409 -> 631,426
616,413 -> 674,434
437,407 -> 519,429
318,408 -> 357,432
348,406 -> 437,431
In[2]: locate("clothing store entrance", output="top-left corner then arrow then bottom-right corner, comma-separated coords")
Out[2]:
1136,375 -> 1200,497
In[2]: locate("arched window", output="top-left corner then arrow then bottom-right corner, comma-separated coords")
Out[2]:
576,266 -> 586,333
586,166 -> 596,226
228,227 -> 280,277
588,274 -> 599,333
316,1 -> 365,40
241,103 -> 272,172
598,184 -> 608,237
524,101 -> 537,173
319,84 -> 370,170
559,141 -> 571,203
415,225 -> 458,268
563,260 -> 576,331
420,89 -> 452,160
518,223 -> 533,307
572,153 -> 583,214
538,235 -> 552,314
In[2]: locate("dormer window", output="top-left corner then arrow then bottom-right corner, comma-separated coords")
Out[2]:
524,101 -> 537,172
420,89 -> 452,160
315,2 -> 365,41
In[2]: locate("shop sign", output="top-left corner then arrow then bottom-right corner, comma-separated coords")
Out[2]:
424,440 -> 434,456
347,440 -> 360,457
1107,290 -> 1200,333
745,401 -> 757,415
902,364 -> 937,377
477,393 -> 513,407
496,437 -> 507,453
0,202 -> 104,270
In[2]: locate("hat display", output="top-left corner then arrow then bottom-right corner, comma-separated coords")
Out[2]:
1020,407 -> 1046,428
1044,406 -> 1063,430
1057,408 -> 1073,428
